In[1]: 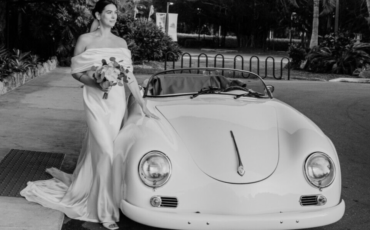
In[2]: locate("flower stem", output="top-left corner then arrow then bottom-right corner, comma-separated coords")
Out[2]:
103,92 -> 108,99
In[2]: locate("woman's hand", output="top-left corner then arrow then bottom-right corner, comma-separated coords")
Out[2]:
142,104 -> 160,120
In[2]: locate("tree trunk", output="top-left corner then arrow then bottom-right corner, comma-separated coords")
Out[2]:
366,0 -> 370,24
309,0 -> 320,48
0,1 -> 6,45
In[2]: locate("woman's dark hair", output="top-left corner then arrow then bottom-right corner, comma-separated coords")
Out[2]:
92,0 -> 118,19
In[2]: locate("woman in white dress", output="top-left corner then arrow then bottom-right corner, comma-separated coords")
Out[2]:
20,1 -> 158,229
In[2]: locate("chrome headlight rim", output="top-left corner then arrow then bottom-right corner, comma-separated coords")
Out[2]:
304,152 -> 336,189
138,150 -> 172,188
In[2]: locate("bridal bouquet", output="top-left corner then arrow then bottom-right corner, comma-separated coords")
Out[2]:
91,57 -> 132,99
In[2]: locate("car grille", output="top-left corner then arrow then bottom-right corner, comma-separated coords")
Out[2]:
160,197 -> 178,208
300,195 -> 318,206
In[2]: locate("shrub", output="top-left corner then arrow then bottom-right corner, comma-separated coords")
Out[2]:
288,44 -> 307,69
304,34 -> 370,75
0,46 -> 40,82
305,46 -> 370,75
8,49 -> 32,74
332,49 -> 370,74
305,47 -> 337,73
0,45 -> 10,81
319,33 -> 352,55
117,18 -> 181,63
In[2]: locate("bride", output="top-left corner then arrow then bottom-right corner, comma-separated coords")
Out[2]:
20,0 -> 158,229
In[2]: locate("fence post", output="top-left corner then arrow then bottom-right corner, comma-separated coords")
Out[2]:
265,56 -> 275,79
214,54 -> 225,75
233,55 -> 244,78
181,52 -> 192,73
165,52 -> 176,73
197,53 -> 208,74
280,57 -> 291,80
249,56 -> 260,75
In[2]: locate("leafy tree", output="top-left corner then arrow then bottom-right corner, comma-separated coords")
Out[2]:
310,0 -> 335,48
152,0 -> 291,48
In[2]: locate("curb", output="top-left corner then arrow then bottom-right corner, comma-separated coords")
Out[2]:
292,77 -> 327,81
0,57 -> 58,95
329,78 -> 370,83
201,48 -> 238,53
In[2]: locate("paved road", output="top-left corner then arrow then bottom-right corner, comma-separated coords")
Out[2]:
64,79 -> 370,230
269,80 -> 370,230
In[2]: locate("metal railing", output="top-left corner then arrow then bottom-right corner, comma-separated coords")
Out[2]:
164,52 -> 291,80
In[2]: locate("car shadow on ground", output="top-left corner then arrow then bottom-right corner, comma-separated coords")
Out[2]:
62,211 -> 161,230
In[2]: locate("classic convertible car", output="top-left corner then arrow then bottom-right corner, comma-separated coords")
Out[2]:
115,68 -> 345,230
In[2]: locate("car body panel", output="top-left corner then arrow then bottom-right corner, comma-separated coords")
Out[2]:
114,84 -> 344,229
121,199 -> 345,230
156,102 -> 279,183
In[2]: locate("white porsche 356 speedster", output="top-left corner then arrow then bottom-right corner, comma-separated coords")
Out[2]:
115,68 -> 345,230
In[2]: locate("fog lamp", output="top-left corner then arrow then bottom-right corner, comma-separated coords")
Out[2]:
317,195 -> 327,206
150,196 -> 162,207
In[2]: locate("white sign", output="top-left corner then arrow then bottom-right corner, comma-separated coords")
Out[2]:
155,13 -> 178,42
156,13 -> 166,33
167,13 -> 178,42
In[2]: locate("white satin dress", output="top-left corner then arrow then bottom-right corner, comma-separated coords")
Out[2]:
20,48 -> 134,223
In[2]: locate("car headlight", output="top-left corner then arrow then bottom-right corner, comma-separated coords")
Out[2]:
304,152 -> 335,189
139,151 -> 172,188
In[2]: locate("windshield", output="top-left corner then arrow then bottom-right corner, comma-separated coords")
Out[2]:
143,68 -> 271,98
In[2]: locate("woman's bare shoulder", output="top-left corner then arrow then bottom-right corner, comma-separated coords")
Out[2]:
74,33 -> 94,56
112,35 -> 128,49
77,33 -> 95,45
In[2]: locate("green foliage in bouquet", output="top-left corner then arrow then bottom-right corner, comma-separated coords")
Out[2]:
116,17 -> 181,63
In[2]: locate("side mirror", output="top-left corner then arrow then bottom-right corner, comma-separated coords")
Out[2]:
266,85 -> 275,93
139,79 -> 149,97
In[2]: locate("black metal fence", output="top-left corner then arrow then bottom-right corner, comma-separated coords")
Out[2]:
165,52 -> 291,80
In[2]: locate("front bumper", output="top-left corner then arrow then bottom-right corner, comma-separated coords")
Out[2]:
120,199 -> 345,230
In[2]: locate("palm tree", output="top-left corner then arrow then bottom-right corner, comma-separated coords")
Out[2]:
309,0 -> 321,48
309,0 -> 335,48
365,0 -> 370,24
284,0 -> 335,48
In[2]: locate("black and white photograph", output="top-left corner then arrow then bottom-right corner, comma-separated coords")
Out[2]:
0,0 -> 369,229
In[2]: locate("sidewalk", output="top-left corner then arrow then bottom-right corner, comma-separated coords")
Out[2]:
0,67 -> 151,230
0,67 -> 85,230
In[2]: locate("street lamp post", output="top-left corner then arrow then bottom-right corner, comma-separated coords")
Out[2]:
197,8 -> 201,41
334,0 -> 339,35
289,12 -> 297,46
166,2 -> 173,35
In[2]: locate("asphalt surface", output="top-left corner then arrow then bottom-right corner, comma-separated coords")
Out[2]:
269,80 -> 370,230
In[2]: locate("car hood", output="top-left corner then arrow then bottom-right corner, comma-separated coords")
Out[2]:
156,102 -> 279,184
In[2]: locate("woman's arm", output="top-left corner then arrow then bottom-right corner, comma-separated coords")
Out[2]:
71,35 -> 112,91
125,70 -> 159,120
72,71 -> 97,87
